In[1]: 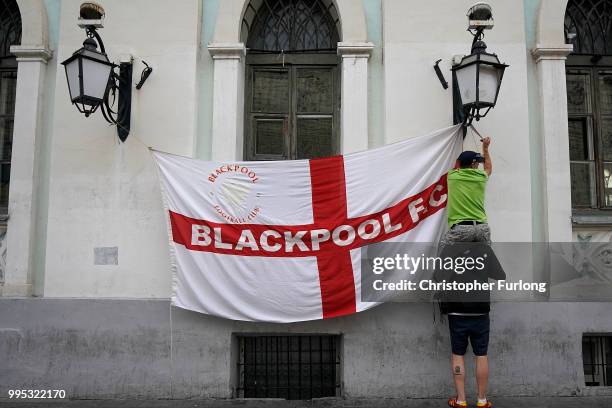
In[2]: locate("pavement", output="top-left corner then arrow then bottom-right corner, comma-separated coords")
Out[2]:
1,397 -> 612,408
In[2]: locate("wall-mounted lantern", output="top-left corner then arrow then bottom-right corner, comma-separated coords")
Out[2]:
61,3 -> 152,142
452,3 -> 508,127
61,36 -> 113,117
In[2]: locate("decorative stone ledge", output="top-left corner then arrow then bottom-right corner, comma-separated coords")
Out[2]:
337,42 -> 374,58
0,282 -> 33,297
207,42 -> 246,60
10,45 -> 53,63
531,44 -> 574,63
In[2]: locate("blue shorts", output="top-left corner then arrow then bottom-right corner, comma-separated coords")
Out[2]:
448,314 -> 490,356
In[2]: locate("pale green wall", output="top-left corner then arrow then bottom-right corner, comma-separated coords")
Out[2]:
32,0 -> 61,295
196,0 -> 219,160
363,0 -> 384,148
45,0 -> 61,47
524,0 -> 545,242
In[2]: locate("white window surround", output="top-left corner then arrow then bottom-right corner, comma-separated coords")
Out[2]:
337,42 -> 374,154
208,43 -> 246,161
1,0 -> 52,296
531,0 -> 573,242
208,0 -> 372,161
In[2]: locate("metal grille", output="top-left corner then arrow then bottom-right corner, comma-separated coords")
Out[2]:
243,0 -> 340,52
582,334 -> 612,386
0,0 -> 21,59
565,0 -> 612,55
237,335 -> 340,399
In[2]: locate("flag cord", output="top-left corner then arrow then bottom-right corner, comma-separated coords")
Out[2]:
169,301 -> 174,397
108,126 -> 152,150
469,123 -> 485,142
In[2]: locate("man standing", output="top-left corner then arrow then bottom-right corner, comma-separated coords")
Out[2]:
440,137 -> 498,408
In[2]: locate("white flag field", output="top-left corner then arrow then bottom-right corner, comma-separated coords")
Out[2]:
152,125 -> 463,322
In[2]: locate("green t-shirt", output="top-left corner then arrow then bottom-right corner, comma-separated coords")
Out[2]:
447,168 -> 488,228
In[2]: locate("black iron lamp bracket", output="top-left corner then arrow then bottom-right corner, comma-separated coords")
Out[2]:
83,25 -> 153,142
469,26 -> 486,50
85,25 -> 105,53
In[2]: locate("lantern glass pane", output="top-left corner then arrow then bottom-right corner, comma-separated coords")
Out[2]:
480,54 -> 500,64
478,64 -> 501,104
82,58 -> 112,100
65,58 -> 81,101
81,49 -> 109,63
456,63 -> 478,105
462,54 -> 478,65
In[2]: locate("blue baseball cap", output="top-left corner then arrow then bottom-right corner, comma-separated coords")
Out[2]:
457,151 -> 485,166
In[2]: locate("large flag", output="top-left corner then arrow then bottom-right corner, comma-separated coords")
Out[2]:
153,125 -> 463,322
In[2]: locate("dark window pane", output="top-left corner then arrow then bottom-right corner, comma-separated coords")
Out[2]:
255,119 -> 285,156
297,69 -> 333,113
296,118 -> 333,159
252,70 -> 289,113
570,161 -> 595,207
569,118 -> 589,161
583,337 -> 595,384
601,118 -> 612,161
599,73 -> 612,115
566,73 -> 591,114
0,71 -> 17,115
0,162 -> 10,210
603,163 -> 612,206
0,117 -> 13,161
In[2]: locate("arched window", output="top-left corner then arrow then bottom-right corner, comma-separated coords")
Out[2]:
565,0 -> 612,55
243,0 -> 340,52
242,0 -> 340,161
0,0 -> 20,282
565,0 -> 612,210
0,0 -> 20,213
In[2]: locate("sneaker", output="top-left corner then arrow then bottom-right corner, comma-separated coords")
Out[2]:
476,401 -> 493,408
448,397 -> 468,407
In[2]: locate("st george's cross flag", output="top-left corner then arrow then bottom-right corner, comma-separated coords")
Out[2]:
153,125 -> 463,322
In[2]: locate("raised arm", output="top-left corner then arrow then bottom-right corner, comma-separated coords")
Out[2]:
482,137 -> 492,176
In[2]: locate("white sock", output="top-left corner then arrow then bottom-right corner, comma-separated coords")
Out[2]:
478,397 -> 488,405
456,400 -> 467,406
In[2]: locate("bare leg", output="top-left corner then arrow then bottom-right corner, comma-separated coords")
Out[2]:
475,355 -> 489,400
451,353 -> 466,402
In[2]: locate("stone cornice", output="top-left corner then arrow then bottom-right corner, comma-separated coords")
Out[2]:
531,44 -> 574,63
10,45 -> 53,63
207,42 -> 246,60
337,42 -> 374,58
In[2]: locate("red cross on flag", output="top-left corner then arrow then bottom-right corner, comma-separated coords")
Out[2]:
153,125 -> 463,322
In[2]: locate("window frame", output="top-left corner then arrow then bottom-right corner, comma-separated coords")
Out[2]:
0,0 -> 19,219
0,64 -> 17,217
567,55 -> 612,220
0,0 -> 20,284
244,52 -> 341,161
582,333 -> 612,387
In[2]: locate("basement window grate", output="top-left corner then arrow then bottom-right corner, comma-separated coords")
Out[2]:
583,334 -> 612,386
236,335 -> 340,399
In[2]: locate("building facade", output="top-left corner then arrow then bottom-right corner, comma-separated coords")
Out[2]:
1,0 -> 612,399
